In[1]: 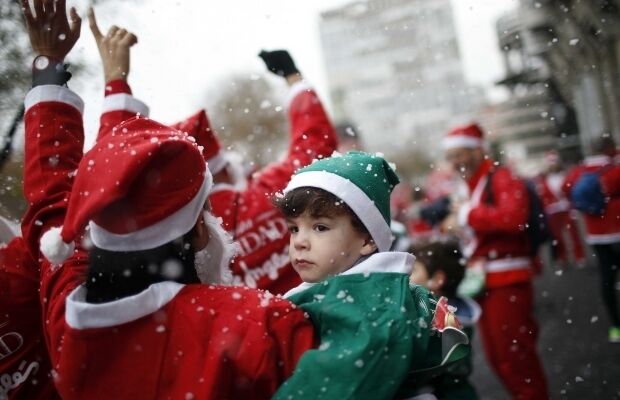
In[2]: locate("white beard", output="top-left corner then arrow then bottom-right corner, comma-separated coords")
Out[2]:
194,211 -> 238,285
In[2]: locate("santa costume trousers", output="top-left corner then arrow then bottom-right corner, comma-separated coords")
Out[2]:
478,282 -> 549,400
592,242 -> 620,327
548,211 -> 585,264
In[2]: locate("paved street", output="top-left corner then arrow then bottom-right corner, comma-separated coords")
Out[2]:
470,257 -> 620,399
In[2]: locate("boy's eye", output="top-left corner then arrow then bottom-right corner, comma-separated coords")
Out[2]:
287,225 -> 298,234
314,224 -> 329,232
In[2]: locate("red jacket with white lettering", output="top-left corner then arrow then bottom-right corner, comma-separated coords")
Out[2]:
21,85 -> 316,400
0,237 -> 59,400
209,82 -> 338,295
562,155 -> 620,244
460,160 -> 533,288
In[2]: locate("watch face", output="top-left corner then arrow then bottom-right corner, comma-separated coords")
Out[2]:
34,56 -> 50,70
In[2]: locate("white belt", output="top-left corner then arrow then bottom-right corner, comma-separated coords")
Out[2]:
545,199 -> 570,215
485,257 -> 531,273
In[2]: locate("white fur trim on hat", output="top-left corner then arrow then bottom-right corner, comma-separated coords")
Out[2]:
207,152 -> 228,175
40,226 -> 75,265
284,170 -> 393,252
442,136 -> 483,150
89,167 -> 212,252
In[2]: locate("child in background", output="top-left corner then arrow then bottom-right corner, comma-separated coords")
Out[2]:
272,151 -> 469,400
410,240 -> 481,399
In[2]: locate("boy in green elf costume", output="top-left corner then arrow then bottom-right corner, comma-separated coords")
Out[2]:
272,151 -> 470,399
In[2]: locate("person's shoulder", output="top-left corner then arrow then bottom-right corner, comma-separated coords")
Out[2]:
177,285 -> 302,321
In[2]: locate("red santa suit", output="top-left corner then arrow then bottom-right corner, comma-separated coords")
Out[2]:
208,81 -> 337,295
563,156 -> 620,331
21,84 -> 316,400
457,159 -> 548,399
0,237 -> 59,400
562,155 -> 620,245
444,123 -> 548,399
534,172 -> 585,265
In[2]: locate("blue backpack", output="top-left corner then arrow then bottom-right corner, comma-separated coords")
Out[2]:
484,170 -> 551,257
571,172 -> 607,215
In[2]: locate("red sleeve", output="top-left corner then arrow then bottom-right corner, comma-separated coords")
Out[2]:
21,85 -> 88,369
21,86 -> 85,257
250,83 -> 338,195
97,80 -> 149,142
601,165 -> 620,197
561,166 -> 582,199
268,305 -> 317,380
467,168 -> 529,233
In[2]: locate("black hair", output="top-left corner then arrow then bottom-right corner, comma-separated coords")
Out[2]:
273,187 -> 369,236
86,230 -> 199,303
410,240 -> 465,297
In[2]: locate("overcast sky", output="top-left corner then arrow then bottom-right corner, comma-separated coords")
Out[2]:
65,0 -> 518,146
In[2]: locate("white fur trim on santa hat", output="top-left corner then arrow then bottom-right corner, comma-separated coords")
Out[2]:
25,85 -> 84,114
40,226 -> 75,265
284,170 -> 393,252
207,152 -> 228,175
442,136 -> 483,150
89,168 -> 212,252
102,93 -> 150,117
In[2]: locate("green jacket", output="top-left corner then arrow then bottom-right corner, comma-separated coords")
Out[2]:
274,252 -> 469,400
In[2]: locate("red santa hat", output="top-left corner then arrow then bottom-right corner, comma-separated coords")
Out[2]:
442,123 -> 485,150
40,117 -> 212,265
170,110 -> 228,174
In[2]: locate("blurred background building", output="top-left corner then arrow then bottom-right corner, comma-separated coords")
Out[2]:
483,0 -> 620,175
319,0 -> 485,161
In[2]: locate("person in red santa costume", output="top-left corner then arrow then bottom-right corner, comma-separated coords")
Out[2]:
441,123 -> 548,399
563,134 -> 620,343
0,226 -> 59,400
533,150 -> 586,268
19,2 -> 315,399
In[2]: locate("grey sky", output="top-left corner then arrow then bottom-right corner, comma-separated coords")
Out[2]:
68,0 -> 517,146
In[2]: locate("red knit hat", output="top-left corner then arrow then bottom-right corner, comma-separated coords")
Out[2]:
170,110 -> 227,174
442,123 -> 485,150
40,117 -> 212,264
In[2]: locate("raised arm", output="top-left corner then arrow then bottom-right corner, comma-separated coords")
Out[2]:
251,50 -> 338,195
88,7 -> 148,141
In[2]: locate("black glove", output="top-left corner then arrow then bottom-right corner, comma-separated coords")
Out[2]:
258,50 -> 299,77
419,196 -> 451,227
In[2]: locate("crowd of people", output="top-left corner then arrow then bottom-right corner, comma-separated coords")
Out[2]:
1,1 -> 619,399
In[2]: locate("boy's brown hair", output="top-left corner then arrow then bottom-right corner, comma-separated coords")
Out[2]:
410,240 -> 465,297
273,187 -> 369,236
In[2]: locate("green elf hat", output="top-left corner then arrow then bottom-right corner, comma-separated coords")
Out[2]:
283,151 -> 400,252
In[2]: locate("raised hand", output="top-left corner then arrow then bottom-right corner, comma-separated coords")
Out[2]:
21,0 -> 81,61
88,7 -> 137,82
258,49 -> 299,78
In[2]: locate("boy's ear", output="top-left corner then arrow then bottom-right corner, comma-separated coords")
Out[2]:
360,236 -> 378,256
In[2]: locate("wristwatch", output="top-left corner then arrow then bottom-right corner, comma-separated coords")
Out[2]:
32,55 -> 72,87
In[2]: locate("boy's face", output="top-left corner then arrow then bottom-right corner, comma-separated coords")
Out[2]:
410,260 -> 443,294
286,212 -> 375,283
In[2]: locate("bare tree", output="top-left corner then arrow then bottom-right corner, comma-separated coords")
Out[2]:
207,74 -> 288,168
